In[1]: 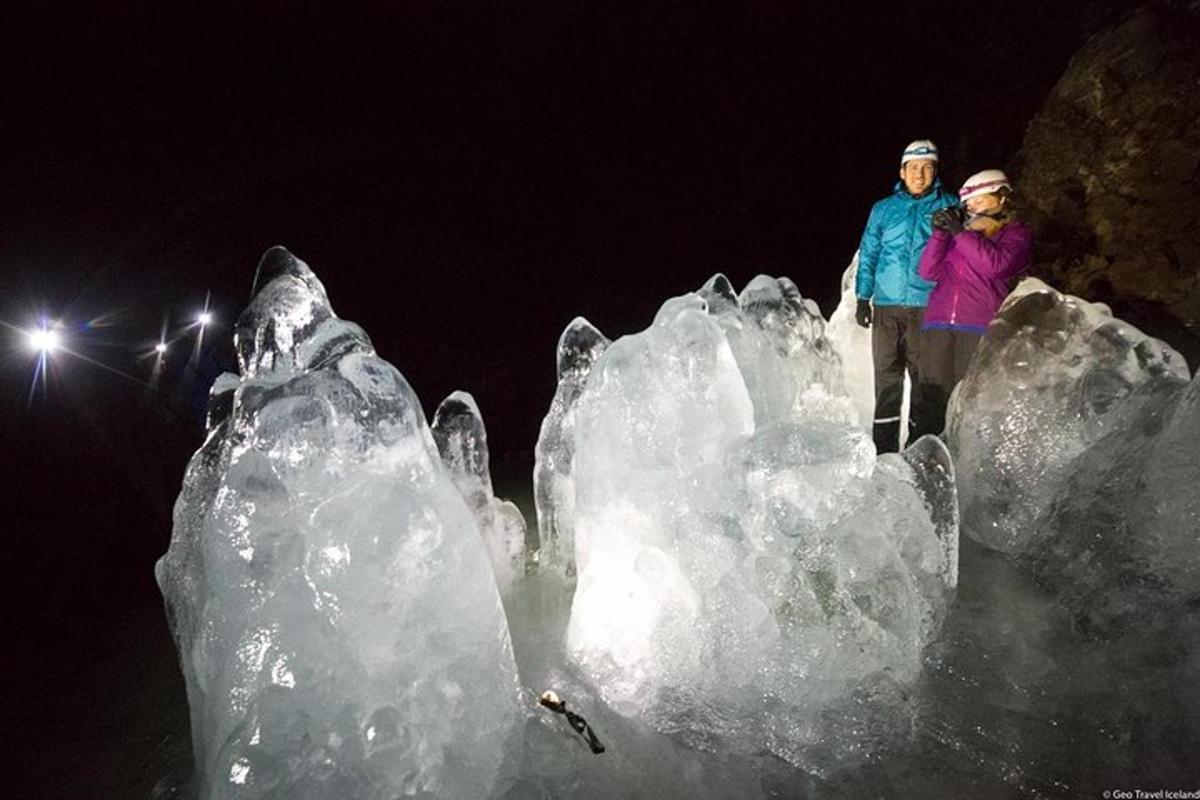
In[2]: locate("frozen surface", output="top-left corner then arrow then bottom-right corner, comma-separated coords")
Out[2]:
554,275 -> 958,768
156,247 -> 521,799
432,390 -> 529,592
500,537 -> 1200,798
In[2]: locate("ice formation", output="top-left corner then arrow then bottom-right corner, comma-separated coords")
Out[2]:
151,249 -> 1200,798
946,278 -> 1189,554
824,254 -> 875,429
1034,368 -> 1200,633
431,390 -> 529,593
550,274 -> 959,767
533,317 -> 610,578
946,278 -> 1196,631
156,247 -> 521,799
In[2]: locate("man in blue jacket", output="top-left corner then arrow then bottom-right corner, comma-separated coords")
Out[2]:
855,139 -> 958,453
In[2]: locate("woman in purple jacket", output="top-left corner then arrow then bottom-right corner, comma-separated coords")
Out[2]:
916,169 -> 1032,436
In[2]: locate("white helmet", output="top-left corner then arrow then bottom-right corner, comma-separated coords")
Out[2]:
901,139 -> 939,165
959,169 -> 1012,201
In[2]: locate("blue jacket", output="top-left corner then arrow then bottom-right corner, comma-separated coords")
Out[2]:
855,180 -> 959,307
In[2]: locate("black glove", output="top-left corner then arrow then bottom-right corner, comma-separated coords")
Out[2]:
931,206 -> 965,234
855,299 -> 872,329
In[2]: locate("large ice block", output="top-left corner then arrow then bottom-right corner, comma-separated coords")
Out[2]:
947,278 -> 1189,555
156,247 -> 521,799
552,275 -> 958,768
947,278 -> 1196,634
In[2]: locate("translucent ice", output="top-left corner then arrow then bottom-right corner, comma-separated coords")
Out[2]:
714,273 -> 844,426
156,247 -> 521,799
947,278 -> 1190,556
945,278 -> 1198,637
148,252 -> 1200,798
554,275 -> 958,768
1029,370 -> 1200,634
533,317 -> 610,578
431,390 -> 529,592
824,255 -> 876,430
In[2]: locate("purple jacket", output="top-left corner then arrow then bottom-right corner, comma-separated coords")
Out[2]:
917,220 -> 1032,333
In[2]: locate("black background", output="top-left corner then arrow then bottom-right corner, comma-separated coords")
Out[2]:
1,0 -> 1106,687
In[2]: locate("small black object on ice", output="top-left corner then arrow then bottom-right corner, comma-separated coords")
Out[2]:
539,691 -> 606,754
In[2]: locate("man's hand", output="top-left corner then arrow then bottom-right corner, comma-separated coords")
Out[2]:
932,207 -> 965,235
855,299 -> 872,329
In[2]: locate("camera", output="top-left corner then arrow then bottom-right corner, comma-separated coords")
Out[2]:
931,206 -> 966,231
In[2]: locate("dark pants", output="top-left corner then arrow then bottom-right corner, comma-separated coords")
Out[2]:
917,327 -> 983,439
870,305 -> 927,453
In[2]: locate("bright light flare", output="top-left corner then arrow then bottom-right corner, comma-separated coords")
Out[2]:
197,311 -> 213,327
155,342 -> 168,354
28,327 -> 61,353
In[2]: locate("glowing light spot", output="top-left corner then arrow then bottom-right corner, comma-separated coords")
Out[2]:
198,311 -> 213,326
155,342 -> 168,354
229,758 -> 251,785
238,627 -> 274,672
271,660 -> 296,688
322,544 -> 350,567
28,327 -> 61,353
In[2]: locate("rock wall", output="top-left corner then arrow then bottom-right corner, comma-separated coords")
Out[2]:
1015,4 -> 1200,364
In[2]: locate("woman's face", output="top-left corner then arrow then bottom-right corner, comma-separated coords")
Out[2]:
965,192 -> 1004,214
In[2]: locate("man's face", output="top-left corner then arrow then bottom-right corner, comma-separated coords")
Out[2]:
900,159 -> 937,195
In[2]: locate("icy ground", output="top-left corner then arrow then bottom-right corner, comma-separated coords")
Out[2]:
158,248 -> 1200,798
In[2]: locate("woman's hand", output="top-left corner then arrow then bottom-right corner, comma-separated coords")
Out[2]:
931,207 -> 965,235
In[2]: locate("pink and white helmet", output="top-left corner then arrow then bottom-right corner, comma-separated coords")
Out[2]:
959,169 -> 1011,201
